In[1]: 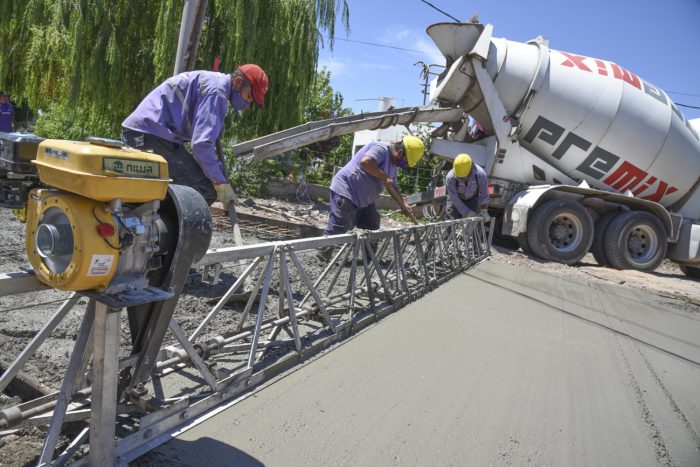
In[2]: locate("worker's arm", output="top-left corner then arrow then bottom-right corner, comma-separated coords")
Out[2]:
360,155 -> 392,187
190,92 -> 229,185
360,155 -> 416,221
446,179 -> 470,216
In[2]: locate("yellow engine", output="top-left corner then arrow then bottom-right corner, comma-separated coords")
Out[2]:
25,139 -> 170,293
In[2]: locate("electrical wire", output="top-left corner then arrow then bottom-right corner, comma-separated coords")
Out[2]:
676,103 -> 700,110
419,0 -> 461,22
92,204 -> 121,250
335,37 -> 442,57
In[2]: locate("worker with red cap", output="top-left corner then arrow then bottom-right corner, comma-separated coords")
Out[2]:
122,65 -> 269,205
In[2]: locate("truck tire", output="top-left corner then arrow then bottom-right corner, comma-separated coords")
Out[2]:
526,200 -> 593,264
603,211 -> 667,271
680,265 -> 700,280
590,212 -> 620,267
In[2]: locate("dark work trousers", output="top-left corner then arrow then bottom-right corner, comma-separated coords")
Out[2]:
122,129 -> 217,206
324,191 -> 380,235
445,195 -> 480,219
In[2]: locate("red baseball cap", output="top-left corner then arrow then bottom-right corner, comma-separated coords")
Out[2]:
239,64 -> 269,108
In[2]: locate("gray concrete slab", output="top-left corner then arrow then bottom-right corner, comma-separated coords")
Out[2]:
142,261 -> 700,466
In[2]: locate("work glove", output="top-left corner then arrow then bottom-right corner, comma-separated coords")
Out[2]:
215,183 -> 239,206
477,209 -> 491,223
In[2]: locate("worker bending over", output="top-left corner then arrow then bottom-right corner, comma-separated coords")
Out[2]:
121,65 -> 269,206
324,136 -> 424,235
445,153 -> 490,221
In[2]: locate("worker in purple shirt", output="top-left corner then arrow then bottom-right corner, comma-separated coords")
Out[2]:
445,153 -> 491,221
324,135 -> 424,235
122,64 -> 268,206
0,92 -> 15,133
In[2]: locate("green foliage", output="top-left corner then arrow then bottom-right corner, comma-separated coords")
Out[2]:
34,102 -> 115,140
227,66 -> 354,192
1,0 -> 350,140
227,159 -> 278,198
304,67 -> 350,121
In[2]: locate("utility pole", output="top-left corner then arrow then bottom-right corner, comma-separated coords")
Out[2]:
174,0 -> 209,75
184,0 -> 210,71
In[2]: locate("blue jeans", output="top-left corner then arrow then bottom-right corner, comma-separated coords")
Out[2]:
324,191 -> 380,235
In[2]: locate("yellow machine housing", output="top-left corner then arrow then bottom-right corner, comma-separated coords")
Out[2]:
26,139 -> 171,292
26,189 -> 120,291
33,139 -> 170,202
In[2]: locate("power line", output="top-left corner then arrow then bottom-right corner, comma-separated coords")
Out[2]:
419,0 -> 461,22
668,91 -> 700,98
335,37 -> 442,57
332,36 -> 700,108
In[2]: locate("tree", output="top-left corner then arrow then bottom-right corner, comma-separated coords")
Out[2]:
228,66 -> 354,193
0,0 -> 349,140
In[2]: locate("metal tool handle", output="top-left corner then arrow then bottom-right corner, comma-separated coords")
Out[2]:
386,183 -> 419,225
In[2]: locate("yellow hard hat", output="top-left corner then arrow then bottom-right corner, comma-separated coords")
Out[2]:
454,153 -> 473,178
402,135 -> 424,167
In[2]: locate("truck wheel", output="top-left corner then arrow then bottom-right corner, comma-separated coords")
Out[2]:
526,200 -> 593,264
590,212 -> 620,267
603,211 -> 667,271
680,265 -> 700,280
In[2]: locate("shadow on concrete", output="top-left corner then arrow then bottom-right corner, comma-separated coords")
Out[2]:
132,436 -> 264,467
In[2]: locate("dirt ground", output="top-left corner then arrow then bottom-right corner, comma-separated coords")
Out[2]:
0,196 -> 699,465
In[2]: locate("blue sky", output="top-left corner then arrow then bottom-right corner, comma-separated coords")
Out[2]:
318,0 -> 700,120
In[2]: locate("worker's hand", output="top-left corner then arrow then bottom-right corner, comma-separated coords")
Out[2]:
215,183 -> 239,206
384,177 -> 394,189
478,209 -> 491,223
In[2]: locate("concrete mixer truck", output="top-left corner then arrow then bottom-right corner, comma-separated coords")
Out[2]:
230,22 -> 700,277
419,22 -> 700,276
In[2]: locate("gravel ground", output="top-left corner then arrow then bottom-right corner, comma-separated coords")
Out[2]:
0,199 -> 699,465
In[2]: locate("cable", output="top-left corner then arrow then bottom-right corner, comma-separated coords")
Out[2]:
335,37 -> 442,57
676,103 -> 700,110
92,204 -> 122,250
419,0 -> 461,22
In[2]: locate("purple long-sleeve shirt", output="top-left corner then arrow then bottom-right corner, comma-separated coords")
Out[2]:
446,164 -> 490,216
122,71 -> 233,185
330,142 -> 398,208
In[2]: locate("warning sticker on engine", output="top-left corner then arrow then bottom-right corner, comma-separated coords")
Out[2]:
87,254 -> 115,276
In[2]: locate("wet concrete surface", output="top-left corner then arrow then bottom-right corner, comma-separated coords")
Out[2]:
142,261 -> 700,466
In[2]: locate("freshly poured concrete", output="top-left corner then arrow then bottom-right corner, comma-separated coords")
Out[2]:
145,261 -> 700,466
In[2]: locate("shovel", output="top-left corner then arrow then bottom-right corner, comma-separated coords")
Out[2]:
386,183 -> 419,225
